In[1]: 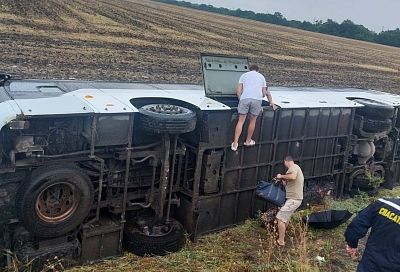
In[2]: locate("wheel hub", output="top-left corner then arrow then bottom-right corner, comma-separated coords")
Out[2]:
149,104 -> 183,114
135,217 -> 173,237
35,182 -> 80,223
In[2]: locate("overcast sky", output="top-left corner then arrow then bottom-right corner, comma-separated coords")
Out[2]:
188,0 -> 400,32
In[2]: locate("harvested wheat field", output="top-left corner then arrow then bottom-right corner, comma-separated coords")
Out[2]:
0,0 -> 399,92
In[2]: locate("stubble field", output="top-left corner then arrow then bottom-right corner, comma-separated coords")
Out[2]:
0,0 -> 399,92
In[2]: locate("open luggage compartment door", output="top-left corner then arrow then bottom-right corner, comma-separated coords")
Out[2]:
201,54 -> 249,98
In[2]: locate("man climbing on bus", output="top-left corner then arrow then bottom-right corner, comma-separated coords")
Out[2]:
231,64 -> 276,151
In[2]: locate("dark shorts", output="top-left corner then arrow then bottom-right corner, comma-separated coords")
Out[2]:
238,98 -> 262,116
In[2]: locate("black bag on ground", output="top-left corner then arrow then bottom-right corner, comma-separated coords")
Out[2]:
256,180 -> 286,207
304,210 -> 352,229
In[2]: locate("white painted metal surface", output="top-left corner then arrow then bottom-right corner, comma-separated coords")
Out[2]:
342,90 -> 400,107
0,100 -> 22,130
65,89 -> 138,113
98,88 -> 230,111
13,96 -> 94,116
2,79 -> 400,132
269,89 -> 362,108
269,87 -> 400,108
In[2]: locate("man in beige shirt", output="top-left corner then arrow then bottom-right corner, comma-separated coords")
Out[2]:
275,156 -> 304,246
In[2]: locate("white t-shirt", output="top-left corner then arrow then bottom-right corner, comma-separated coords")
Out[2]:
238,71 -> 267,101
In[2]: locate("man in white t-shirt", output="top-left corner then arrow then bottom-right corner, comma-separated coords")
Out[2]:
231,64 -> 277,151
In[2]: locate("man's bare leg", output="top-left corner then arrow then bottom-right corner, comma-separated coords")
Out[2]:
277,219 -> 287,245
233,114 -> 247,145
245,114 -> 257,144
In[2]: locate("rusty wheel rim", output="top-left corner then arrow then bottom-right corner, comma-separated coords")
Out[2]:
35,181 -> 80,223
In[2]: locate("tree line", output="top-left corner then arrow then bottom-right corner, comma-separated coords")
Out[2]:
156,0 -> 400,48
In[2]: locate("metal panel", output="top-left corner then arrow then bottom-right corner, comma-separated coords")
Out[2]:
80,218 -> 122,263
13,96 -> 94,116
196,197 -> 220,233
0,100 -> 20,130
11,79 -> 400,117
83,115 -> 132,146
99,88 -> 231,111
201,54 -> 249,97
67,89 -> 137,113
237,191 -> 253,222
219,194 -> 236,226
7,79 -> 400,109
190,105 -> 354,237
200,150 -> 223,194
270,90 -> 360,108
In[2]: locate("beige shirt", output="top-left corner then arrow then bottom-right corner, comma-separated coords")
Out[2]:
285,164 -> 304,200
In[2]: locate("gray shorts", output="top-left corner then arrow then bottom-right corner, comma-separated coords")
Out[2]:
238,99 -> 262,116
276,199 -> 302,223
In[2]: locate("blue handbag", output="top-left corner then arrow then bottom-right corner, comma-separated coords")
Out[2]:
256,180 -> 286,207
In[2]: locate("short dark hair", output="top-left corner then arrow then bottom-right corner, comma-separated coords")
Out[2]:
284,155 -> 294,162
249,64 -> 259,71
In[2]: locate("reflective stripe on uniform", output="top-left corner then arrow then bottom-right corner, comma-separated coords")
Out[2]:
378,198 -> 400,212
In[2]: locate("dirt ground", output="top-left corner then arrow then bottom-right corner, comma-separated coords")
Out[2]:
0,0 -> 399,92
